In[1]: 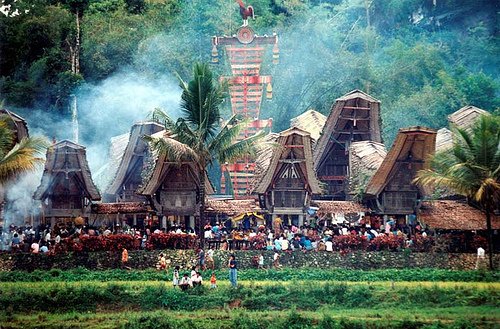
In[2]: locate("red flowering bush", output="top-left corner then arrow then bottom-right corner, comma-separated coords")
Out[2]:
370,234 -> 405,251
410,234 -> 434,252
79,234 -> 136,252
146,233 -> 198,250
332,235 -> 369,251
249,234 -> 267,250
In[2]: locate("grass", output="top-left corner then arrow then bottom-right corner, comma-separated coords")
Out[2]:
1,268 -> 498,328
1,307 -> 499,329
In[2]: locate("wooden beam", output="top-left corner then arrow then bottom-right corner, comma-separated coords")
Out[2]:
337,131 -> 371,135
342,106 -> 370,110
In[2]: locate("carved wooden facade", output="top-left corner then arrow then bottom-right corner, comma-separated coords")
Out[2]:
253,127 -> 322,218
313,90 -> 381,200
138,134 -> 214,222
34,140 -> 101,225
364,127 -> 436,215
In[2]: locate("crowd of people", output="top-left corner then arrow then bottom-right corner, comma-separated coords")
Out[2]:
203,215 -> 430,252
0,214 -> 430,254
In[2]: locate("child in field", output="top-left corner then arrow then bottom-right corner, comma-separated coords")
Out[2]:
210,272 -> 217,289
172,266 -> 180,288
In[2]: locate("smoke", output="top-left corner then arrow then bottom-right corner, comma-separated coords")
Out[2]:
3,171 -> 43,228
76,70 -> 182,171
3,69 -> 181,227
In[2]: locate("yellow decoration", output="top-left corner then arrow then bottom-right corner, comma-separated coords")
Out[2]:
211,44 -> 219,63
266,82 -> 273,99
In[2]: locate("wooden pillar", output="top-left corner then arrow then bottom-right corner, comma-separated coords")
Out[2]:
298,214 -> 304,227
189,216 -> 195,230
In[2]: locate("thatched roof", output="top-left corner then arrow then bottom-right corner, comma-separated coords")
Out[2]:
365,126 -> 436,197
106,122 -> 163,195
206,198 -> 260,216
313,89 -> 382,170
253,127 -> 322,194
92,202 -> 150,214
448,105 -> 489,130
0,109 -> 29,142
290,109 -> 326,141
419,200 -> 500,230
311,200 -> 368,216
34,140 -> 101,201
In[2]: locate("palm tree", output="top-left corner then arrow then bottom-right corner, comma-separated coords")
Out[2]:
415,114 -> 500,270
0,115 -> 47,184
147,63 -> 264,247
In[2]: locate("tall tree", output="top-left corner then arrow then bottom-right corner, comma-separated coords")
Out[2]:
415,114 -> 500,270
147,63 -> 263,247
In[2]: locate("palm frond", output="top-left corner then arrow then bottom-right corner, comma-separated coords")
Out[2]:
0,136 -> 48,184
0,118 -> 14,157
177,63 -> 225,143
217,130 -> 266,164
150,108 -> 177,132
208,115 -> 245,154
144,134 -> 199,164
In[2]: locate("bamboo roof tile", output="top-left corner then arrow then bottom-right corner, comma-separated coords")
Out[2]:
313,89 -> 382,170
290,109 -> 326,141
106,122 -> 163,195
365,126 -> 436,197
34,140 -> 101,201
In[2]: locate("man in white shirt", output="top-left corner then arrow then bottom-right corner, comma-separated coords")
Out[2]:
281,237 -> 289,251
179,274 -> 192,290
325,239 -> 333,252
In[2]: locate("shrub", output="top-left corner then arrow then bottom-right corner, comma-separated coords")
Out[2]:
369,235 -> 405,251
146,233 -> 198,250
248,234 -> 267,250
333,235 -> 369,251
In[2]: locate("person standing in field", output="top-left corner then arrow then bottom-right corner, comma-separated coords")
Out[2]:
210,272 -> 217,289
172,265 -> 180,288
228,254 -> 238,288
121,248 -> 129,269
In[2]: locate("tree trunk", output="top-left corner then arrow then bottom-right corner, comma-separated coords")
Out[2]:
198,167 -> 206,249
74,9 -> 80,75
485,209 -> 494,270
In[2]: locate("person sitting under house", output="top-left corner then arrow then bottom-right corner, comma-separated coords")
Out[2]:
179,273 -> 192,291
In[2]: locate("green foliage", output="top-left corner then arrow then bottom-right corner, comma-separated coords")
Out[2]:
1,268 -> 498,283
0,280 -> 498,317
0,0 -> 498,140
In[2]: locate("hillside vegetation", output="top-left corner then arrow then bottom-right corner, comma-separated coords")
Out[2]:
0,0 -> 498,143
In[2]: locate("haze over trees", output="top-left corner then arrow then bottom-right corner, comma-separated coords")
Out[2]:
0,0 -> 498,145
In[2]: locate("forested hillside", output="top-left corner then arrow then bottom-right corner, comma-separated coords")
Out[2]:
0,0 -> 498,150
